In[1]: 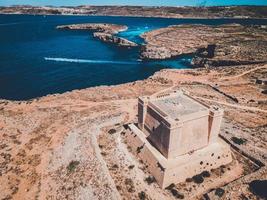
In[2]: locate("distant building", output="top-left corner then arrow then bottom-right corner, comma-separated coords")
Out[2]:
126,90 -> 232,188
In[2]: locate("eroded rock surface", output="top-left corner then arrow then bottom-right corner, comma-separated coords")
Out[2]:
141,24 -> 267,67
57,23 -> 137,47
93,32 -> 138,47
57,23 -> 127,34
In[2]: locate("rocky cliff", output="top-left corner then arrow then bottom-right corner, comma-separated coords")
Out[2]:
141,24 -> 267,67
57,23 -> 127,34
93,32 -> 138,47
57,23 -> 137,47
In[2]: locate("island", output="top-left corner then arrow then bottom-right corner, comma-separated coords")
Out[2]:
57,23 -> 138,47
57,23 -> 128,34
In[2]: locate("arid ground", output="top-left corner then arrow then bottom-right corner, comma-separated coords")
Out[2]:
0,63 -> 266,200
0,6 -> 267,199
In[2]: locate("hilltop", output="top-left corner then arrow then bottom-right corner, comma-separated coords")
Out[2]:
0,5 -> 267,19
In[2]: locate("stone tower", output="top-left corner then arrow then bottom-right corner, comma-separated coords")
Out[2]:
126,90 -> 232,188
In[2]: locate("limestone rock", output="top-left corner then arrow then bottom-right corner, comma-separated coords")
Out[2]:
93,32 -> 138,47
140,45 -> 172,60
141,24 -> 267,67
56,23 -> 127,34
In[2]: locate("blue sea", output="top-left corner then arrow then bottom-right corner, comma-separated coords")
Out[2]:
0,14 -> 266,100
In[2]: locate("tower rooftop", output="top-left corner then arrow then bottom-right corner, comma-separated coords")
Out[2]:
151,93 -> 208,120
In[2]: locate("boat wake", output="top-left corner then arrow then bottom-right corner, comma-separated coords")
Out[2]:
44,57 -> 140,65
0,22 -> 25,26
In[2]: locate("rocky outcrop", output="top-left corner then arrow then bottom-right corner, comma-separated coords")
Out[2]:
140,24 -> 215,60
57,23 -> 138,47
141,24 -> 267,67
192,36 -> 267,67
140,46 -> 172,60
56,23 -> 127,34
93,32 -> 138,47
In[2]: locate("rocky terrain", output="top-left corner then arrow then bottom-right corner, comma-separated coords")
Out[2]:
93,32 -> 138,47
57,23 -> 138,47
141,24 -> 267,67
1,5 -> 267,19
1,7 -> 267,199
0,63 -> 266,200
57,23 -> 127,34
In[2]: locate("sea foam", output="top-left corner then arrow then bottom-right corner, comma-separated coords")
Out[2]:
0,22 -> 24,26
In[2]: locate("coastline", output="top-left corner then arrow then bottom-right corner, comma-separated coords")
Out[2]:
0,16 -> 266,101
1,12 -> 267,20
0,63 -> 266,199
1,5 -> 267,19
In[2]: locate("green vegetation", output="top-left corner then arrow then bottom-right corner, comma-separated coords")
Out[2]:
215,188 -> 225,197
138,191 -> 147,200
231,137 -> 247,145
67,160 -> 80,173
144,176 -> 156,185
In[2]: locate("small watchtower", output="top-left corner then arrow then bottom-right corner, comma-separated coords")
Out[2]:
138,90 -> 223,158
126,90 -> 232,188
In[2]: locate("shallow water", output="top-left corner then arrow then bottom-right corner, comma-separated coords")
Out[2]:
0,14 -> 266,100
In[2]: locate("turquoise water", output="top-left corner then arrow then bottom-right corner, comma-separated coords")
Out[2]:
0,14 -> 266,100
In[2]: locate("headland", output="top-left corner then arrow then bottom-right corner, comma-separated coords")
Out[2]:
0,5 -> 267,200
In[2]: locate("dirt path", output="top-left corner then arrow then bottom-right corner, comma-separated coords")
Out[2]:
220,65 -> 267,81
195,96 -> 267,113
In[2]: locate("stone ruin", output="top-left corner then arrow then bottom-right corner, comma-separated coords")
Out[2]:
125,90 -> 232,188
